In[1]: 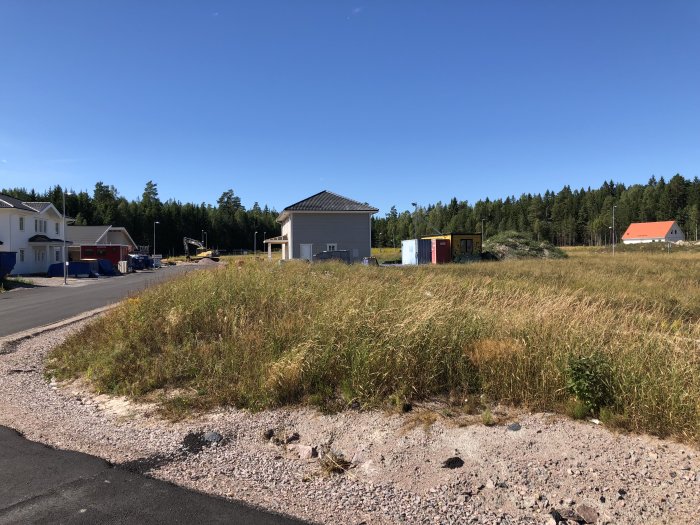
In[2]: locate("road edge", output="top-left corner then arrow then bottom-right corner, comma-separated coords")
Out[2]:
0,305 -> 116,354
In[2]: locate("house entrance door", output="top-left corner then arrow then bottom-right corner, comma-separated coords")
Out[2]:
300,244 -> 313,261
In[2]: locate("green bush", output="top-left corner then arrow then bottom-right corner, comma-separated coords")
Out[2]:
566,353 -> 614,413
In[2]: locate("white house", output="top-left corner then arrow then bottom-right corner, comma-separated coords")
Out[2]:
264,190 -> 378,261
621,221 -> 685,244
0,193 -> 68,274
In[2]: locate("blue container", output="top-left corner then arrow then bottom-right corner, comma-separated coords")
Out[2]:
0,252 -> 17,280
401,239 -> 432,265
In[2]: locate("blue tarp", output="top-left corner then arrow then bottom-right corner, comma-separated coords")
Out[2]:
0,252 -> 16,280
47,262 -> 98,278
97,259 -> 117,276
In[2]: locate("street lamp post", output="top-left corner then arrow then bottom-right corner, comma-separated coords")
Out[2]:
612,205 -> 617,256
411,202 -> 419,238
62,190 -> 74,285
153,221 -> 160,256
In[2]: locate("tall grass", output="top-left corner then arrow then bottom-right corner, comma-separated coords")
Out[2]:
47,250 -> 700,444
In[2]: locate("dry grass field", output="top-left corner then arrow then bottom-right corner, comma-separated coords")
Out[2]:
47,248 -> 700,444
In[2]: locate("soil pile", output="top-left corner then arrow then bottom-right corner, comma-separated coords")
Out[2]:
483,231 -> 567,260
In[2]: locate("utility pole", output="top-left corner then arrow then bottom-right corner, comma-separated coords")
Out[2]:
62,189 -> 74,285
254,231 -> 258,255
153,221 -> 159,256
612,205 -> 617,256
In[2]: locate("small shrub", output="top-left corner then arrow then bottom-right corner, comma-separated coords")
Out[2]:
481,409 -> 495,426
565,398 -> 590,420
320,451 -> 352,475
599,407 -> 632,431
566,353 -> 614,414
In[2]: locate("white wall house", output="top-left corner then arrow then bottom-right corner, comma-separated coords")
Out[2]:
621,221 -> 685,244
0,193 -> 68,275
264,190 -> 378,261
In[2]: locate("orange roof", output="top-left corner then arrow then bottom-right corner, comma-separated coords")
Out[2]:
622,221 -> 675,239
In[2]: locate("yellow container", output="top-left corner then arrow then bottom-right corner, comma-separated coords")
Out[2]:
422,233 -> 482,258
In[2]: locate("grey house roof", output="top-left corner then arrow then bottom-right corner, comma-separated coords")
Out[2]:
278,191 -> 378,221
23,202 -> 53,212
66,225 -> 111,244
0,193 -> 37,212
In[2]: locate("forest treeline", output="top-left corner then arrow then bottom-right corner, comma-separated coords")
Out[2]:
374,174 -> 700,246
2,181 -> 280,255
3,173 -> 699,253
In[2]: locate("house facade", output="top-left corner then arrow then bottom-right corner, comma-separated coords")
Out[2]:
0,194 -> 68,275
621,221 -> 685,244
65,225 -> 137,263
265,190 -> 378,261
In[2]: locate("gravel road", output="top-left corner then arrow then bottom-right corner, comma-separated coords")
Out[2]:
1,322 -> 698,525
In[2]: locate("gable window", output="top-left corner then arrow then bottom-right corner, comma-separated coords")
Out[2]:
19,217 -> 24,231
35,219 -> 38,232
55,222 -> 60,235
326,243 -> 338,251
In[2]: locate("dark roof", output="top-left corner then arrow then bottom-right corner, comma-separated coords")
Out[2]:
28,234 -> 67,243
23,202 -> 53,212
283,190 -> 378,213
0,193 -> 37,212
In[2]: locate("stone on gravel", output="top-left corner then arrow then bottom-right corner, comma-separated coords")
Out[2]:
441,457 -> 464,469
576,503 -> 598,523
548,509 -> 564,524
290,444 -> 317,459
203,431 -> 223,443
507,422 -> 522,431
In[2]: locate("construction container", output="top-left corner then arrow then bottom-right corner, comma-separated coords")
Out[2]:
422,233 -> 482,258
0,252 -> 17,280
401,239 -> 432,265
80,245 -> 129,266
431,238 -> 451,264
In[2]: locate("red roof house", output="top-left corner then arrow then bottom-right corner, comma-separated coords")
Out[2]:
621,221 -> 685,244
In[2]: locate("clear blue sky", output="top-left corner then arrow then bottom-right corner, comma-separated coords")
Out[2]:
1,1 -> 699,214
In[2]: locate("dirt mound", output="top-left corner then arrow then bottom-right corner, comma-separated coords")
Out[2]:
196,257 -> 222,266
483,231 -> 567,260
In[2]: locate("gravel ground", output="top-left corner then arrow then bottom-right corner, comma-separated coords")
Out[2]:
1,322 -> 699,525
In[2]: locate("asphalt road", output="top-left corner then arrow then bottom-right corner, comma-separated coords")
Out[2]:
0,266 -> 198,337
0,426 -> 307,525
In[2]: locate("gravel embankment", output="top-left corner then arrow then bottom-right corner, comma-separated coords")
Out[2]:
1,322 -> 698,525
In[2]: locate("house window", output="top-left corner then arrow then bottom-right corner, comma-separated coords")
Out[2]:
35,219 -> 38,232
44,220 -> 47,233
326,243 -> 338,251
55,249 -> 61,262
19,217 -> 24,231
55,222 -> 59,235
19,249 -> 24,262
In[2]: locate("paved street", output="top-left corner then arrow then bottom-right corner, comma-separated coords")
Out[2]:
0,426 -> 307,525
0,266 -> 198,337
